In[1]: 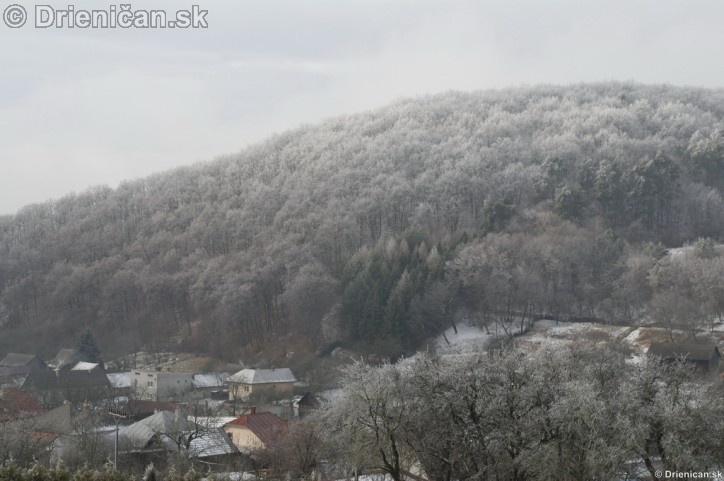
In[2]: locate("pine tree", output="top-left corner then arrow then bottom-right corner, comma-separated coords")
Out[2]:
76,328 -> 103,364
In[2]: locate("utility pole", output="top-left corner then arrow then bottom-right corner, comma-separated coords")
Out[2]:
108,408 -> 126,470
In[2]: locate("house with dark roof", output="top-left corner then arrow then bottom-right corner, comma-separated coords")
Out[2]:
227,368 -> 297,401
22,361 -> 112,405
648,343 -> 721,373
60,362 -> 112,401
222,409 -> 287,453
125,399 -> 179,420
0,353 -> 48,376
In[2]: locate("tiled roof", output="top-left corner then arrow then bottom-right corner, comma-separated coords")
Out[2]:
227,368 -> 296,385
225,412 -> 286,446
33,403 -> 73,435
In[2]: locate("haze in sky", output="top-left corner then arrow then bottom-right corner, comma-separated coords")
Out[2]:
1,0 -> 723,214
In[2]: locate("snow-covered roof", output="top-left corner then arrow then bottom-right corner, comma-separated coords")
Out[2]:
107,372 -> 132,388
227,368 -> 296,385
117,410 -> 194,450
189,428 -> 238,458
193,372 -> 229,388
71,362 -> 99,371
194,416 -> 238,428
114,411 -> 237,458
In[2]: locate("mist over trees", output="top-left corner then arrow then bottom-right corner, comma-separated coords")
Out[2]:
1,83 -> 723,357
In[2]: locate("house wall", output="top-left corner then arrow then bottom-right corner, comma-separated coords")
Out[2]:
132,371 -> 194,401
223,425 -> 264,451
157,373 -> 193,400
230,381 -> 295,400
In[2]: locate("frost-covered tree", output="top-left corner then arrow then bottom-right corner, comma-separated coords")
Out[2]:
318,347 -> 724,481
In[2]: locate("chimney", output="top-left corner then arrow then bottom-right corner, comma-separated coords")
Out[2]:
250,406 -> 256,414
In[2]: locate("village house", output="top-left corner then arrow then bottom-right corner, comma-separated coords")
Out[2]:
222,409 -> 286,453
21,361 -> 112,405
192,372 -> 230,399
648,342 -> 721,373
226,368 -> 297,401
110,410 -> 239,467
0,353 -> 48,376
131,370 -> 194,401
107,371 -> 132,398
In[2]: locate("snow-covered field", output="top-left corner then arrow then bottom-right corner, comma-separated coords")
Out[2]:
416,317 -> 724,360
521,320 -> 632,348
434,322 -> 494,355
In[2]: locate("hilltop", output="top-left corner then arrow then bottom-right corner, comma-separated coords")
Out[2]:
1,83 -> 723,360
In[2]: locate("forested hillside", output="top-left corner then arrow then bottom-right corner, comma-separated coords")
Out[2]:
1,83 -> 724,358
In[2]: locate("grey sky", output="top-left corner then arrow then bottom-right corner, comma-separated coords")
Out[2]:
1,0 -> 723,215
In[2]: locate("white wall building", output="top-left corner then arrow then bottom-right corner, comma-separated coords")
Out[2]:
131,370 -> 194,401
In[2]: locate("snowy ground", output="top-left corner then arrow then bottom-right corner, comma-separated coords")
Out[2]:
515,320 -> 633,353
417,317 -> 724,360
201,472 -> 257,481
434,322 -> 495,355
668,246 -> 694,256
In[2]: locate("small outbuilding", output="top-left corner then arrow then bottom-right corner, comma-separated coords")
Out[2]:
647,342 -> 721,373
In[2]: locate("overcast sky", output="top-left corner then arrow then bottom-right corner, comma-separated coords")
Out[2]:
1,0 -> 723,215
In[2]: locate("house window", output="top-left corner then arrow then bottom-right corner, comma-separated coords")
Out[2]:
243,385 -> 250,392
148,381 -> 154,387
